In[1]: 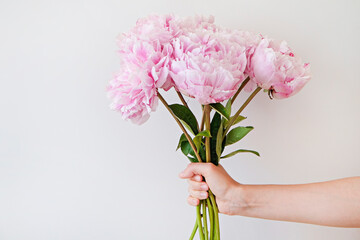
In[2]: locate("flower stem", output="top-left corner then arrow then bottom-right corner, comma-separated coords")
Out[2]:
196,204 -> 205,240
176,91 -> 189,109
200,105 -> 205,132
189,220 -> 198,240
209,190 -> 220,240
206,198 -> 214,239
204,105 -> 211,163
157,91 -> 203,162
231,76 -> 250,104
176,90 -> 200,132
202,200 -> 209,240
224,87 -> 261,138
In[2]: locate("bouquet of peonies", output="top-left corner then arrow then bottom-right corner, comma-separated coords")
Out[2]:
107,14 -> 310,240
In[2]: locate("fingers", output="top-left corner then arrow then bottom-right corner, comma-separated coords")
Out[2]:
180,163 -> 214,207
189,188 -> 208,200
190,174 -> 202,182
187,196 -> 199,206
188,179 -> 209,191
179,162 -> 214,179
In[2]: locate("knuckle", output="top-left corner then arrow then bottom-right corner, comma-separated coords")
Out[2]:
207,163 -> 215,170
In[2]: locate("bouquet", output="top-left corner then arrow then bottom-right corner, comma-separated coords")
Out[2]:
107,14 -> 310,240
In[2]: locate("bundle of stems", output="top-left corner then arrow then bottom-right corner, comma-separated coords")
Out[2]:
158,78 -> 261,240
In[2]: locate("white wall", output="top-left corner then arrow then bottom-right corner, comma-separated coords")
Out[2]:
1,0 -> 359,239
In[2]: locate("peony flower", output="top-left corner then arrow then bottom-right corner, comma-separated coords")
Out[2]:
116,15 -> 178,91
170,27 -> 248,105
130,14 -> 181,45
246,38 -> 311,98
178,15 -> 218,34
107,64 -> 158,125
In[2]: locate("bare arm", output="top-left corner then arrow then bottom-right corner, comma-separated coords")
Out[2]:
179,163 -> 360,228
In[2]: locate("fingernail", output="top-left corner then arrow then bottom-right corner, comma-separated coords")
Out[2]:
201,184 -> 208,190
200,192 -> 207,198
192,199 -> 198,205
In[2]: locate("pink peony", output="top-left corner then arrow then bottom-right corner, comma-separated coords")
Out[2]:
130,14 -> 181,45
178,15 -> 218,34
117,35 -> 174,90
107,64 -> 158,125
170,28 -> 248,105
246,38 -> 311,98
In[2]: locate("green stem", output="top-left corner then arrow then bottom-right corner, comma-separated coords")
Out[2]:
209,190 -> 220,240
189,220 -> 198,240
204,105 -> 211,163
223,87 -> 261,139
176,90 -> 201,131
206,198 -> 214,239
157,91 -> 203,163
202,200 -> 209,240
199,105 -> 205,132
231,76 -> 250,104
176,91 -> 189,109
197,204 -> 205,240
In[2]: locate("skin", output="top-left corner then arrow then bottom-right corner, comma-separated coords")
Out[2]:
179,163 -> 360,228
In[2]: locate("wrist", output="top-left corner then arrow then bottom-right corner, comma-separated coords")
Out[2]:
227,183 -> 252,216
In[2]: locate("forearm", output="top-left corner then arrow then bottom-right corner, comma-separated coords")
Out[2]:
231,177 -> 360,227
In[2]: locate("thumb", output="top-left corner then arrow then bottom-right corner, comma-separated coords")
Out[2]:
179,162 -> 213,179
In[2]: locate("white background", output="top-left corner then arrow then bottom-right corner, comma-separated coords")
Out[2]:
1,0 -> 359,239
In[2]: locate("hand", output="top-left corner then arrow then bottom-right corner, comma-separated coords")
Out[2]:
179,162 -> 244,215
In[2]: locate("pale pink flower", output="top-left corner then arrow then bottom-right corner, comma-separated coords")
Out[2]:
179,15 -> 218,34
170,28 -> 247,104
107,64 -> 158,125
246,38 -> 311,98
130,14 -> 181,44
117,17 -> 176,90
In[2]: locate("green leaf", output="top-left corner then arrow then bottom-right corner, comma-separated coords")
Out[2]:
216,121 -> 224,159
193,138 -> 201,153
210,103 -> 230,120
169,104 -> 199,135
233,115 -> 247,125
187,156 -> 198,163
193,130 -> 212,152
181,140 -> 206,162
180,140 -> 193,156
176,134 -> 187,150
210,113 -> 222,165
196,130 -> 211,138
225,99 -> 232,115
225,126 -> 254,146
199,146 -> 206,162
221,149 -> 260,159
180,140 -> 203,162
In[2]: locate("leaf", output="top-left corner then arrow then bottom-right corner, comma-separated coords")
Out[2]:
225,126 -> 254,146
169,104 -> 199,135
196,130 -> 212,138
221,149 -> 260,159
210,103 -> 230,120
216,121 -> 224,159
199,146 -> 206,162
210,113 -> 222,165
193,130 -> 212,152
187,156 -> 198,163
180,139 -> 204,162
233,115 -> 247,125
225,99 -> 232,115
180,141 -> 193,156
176,134 -> 187,150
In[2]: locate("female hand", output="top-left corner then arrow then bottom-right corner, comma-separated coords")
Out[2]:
179,163 -> 244,215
